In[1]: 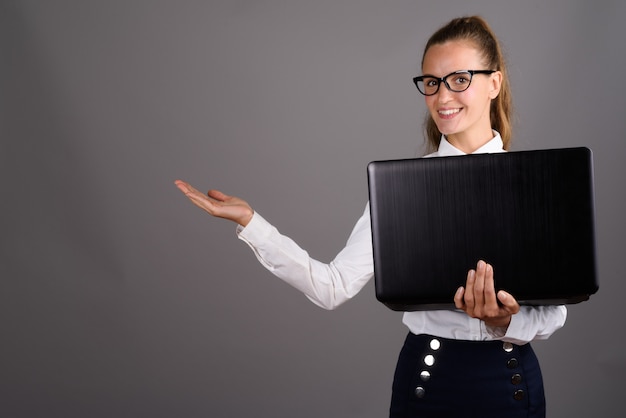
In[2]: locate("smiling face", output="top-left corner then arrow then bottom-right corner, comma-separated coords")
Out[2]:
422,40 -> 502,153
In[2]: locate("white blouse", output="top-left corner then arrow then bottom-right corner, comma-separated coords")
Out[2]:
236,133 -> 567,345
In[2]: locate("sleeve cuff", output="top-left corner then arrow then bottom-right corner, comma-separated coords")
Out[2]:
236,211 -> 273,244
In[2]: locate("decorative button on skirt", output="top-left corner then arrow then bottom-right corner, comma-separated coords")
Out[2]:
390,333 -> 546,418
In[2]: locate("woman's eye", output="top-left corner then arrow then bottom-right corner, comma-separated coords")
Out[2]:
426,79 -> 439,87
452,75 -> 470,85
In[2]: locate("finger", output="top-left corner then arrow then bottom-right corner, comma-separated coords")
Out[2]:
454,286 -> 466,309
174,179 -> 191,193
472,260 -> 487,309
175,180 -> 204,198
175,181 -> 220,213
497,290 -> 520,315
483,262 -> 498,307
464,269 -> 476,311
207,189 -> 230,202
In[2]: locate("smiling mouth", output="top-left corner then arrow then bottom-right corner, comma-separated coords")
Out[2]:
438,108 -> 461,116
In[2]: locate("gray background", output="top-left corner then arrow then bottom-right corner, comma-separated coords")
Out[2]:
1,1 -> 624,417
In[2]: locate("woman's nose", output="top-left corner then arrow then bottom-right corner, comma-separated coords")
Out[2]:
437,84 -> 454,102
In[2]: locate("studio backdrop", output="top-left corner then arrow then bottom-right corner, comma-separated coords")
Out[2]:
1,1 -> 625,417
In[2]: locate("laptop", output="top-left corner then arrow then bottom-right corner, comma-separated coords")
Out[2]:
367,147 -> 598,311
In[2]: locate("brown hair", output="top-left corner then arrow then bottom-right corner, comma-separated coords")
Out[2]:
422,16 -> 513,153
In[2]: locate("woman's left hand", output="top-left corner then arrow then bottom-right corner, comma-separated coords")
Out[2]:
454,260 -> 520,329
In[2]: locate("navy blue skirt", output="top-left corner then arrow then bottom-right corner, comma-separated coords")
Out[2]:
390,333 -> 546,418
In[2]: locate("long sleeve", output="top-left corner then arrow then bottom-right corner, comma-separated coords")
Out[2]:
497,305 -> 567,345
234,134 -> 566,343
236,204 -> 374,310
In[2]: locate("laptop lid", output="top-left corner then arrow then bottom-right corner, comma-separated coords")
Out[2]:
367,147 -> 598,311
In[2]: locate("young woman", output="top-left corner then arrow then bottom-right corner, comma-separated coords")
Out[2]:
175,16 -> 566,418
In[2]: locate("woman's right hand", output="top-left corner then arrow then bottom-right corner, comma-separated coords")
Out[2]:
174,180 -> 254,227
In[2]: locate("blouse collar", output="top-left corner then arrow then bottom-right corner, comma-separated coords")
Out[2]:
434,131 -> 505,157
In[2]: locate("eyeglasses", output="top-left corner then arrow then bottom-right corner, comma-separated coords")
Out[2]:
413,70 -> 496,96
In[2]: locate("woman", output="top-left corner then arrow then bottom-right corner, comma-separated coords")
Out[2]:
175,16 -> 566,418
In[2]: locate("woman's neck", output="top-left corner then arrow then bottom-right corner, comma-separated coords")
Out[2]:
446,129 -> 495,154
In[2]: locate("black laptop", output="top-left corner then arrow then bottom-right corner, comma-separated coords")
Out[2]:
367,147 -> 598,311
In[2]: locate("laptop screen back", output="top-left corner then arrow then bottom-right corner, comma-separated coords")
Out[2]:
367,147 -> 598,311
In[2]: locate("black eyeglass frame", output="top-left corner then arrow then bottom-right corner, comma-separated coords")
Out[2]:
412,70 -> 496,96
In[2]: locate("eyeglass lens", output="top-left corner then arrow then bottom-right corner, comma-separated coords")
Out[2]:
417,71 -> 473,95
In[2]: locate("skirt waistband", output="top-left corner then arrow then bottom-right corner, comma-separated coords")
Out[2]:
404,332 -> 528,353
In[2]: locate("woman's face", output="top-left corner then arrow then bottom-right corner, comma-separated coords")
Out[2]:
422,41 -> 502,151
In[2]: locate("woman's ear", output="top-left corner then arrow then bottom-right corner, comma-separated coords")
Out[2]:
489,71 -> 503,99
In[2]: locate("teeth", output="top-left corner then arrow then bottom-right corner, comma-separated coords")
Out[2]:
439,109 -> 460,116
